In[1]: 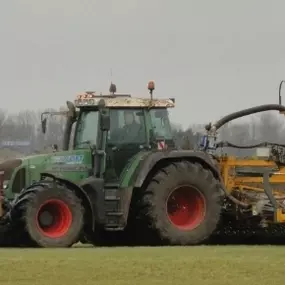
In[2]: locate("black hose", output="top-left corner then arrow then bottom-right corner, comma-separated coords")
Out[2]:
227,194 -> 250,208
216,141 -> 285,149
218,175 -> 250,208
214,104 -> 285,131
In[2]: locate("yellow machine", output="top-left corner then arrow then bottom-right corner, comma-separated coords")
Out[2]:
200,80 -> 285,238
218,153 -> 285,224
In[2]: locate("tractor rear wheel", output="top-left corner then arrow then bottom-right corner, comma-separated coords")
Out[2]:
138,161 -> 222,245
10,181 -> 84,247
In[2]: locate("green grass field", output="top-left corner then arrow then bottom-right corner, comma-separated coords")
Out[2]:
0,245 -> 284,285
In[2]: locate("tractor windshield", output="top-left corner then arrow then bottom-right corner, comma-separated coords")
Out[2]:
74,110 -> 99,149
149,108 -> 173,140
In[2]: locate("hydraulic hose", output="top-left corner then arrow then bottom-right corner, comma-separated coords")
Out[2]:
227,194 -> 250,208
217,175 -> 250,208
216,141 -> 285,149
214,104 -> 285,131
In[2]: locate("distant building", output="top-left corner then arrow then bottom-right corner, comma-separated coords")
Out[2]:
0,140 -> 32,154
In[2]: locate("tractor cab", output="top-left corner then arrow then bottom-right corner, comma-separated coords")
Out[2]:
72,81 -> 176,182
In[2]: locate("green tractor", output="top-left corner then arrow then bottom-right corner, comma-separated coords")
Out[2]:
0,81 -> 223,247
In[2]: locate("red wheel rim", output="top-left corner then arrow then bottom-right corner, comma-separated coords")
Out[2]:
36,199 -> 72,238
166,186 -> 206,230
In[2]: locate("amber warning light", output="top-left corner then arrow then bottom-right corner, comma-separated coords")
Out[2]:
148,80 -> 155,100
148,80 -> 155,91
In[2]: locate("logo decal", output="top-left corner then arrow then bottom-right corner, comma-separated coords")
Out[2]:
51,155 -> 84,165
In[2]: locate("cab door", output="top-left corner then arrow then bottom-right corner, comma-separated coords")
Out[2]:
104,108 -> 147,183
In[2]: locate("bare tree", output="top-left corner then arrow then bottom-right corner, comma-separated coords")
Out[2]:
0,109 -> 8,136
255,112 -> 285,143
0,105 -> 284,159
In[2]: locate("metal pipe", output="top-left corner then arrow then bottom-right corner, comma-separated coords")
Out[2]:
0,171 -> 4,218
62,116 -> 75,151
279,80 -> 285,105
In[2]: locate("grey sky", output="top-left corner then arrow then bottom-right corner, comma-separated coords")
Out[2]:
1,0 -> 285,129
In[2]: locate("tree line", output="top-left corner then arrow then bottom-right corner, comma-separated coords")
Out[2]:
172,110 -> 285,156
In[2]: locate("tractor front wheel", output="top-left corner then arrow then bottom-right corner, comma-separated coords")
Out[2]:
139,161 -> 222,245
10,182 -> 84,247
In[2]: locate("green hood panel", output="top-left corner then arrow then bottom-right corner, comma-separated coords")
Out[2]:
23,149 -> 92,184
3,149 -> 92,199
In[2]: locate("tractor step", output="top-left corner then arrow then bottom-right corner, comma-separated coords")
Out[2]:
104,183 -> 125,230
106,212 -> 124,216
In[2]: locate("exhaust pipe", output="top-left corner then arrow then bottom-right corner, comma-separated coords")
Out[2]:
0,171 -> 4,218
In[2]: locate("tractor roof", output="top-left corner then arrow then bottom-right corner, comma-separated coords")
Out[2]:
74,92 -> 175,109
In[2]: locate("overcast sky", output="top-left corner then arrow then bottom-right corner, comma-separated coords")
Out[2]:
1,0 -> 285,128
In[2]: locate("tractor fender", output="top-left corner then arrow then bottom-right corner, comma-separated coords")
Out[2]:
134,150 -> 221,188
40,172 -> 100,231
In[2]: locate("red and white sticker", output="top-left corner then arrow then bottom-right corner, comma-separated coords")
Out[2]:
157,141 -> 167,150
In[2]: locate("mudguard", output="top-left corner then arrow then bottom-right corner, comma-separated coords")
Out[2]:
134,150 -> 220,187
40,172 -> 104,230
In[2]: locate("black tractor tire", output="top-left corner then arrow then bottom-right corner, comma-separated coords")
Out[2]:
10,181 -> 84,248
0,198 -> 36,247
137,161 -> 222,245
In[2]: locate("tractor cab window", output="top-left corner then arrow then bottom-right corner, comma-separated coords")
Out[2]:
74,110 -> 99,149
108,108 -> 146,145
149,108 -> 173,140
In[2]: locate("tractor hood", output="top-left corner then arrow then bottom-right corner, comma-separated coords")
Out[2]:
22,149 -> 92,178
0,149 -> 92,197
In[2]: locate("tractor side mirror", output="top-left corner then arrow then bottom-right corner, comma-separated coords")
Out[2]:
100,112 -> 110,131
41,118 -> 47,134
52,144 -> 58,152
